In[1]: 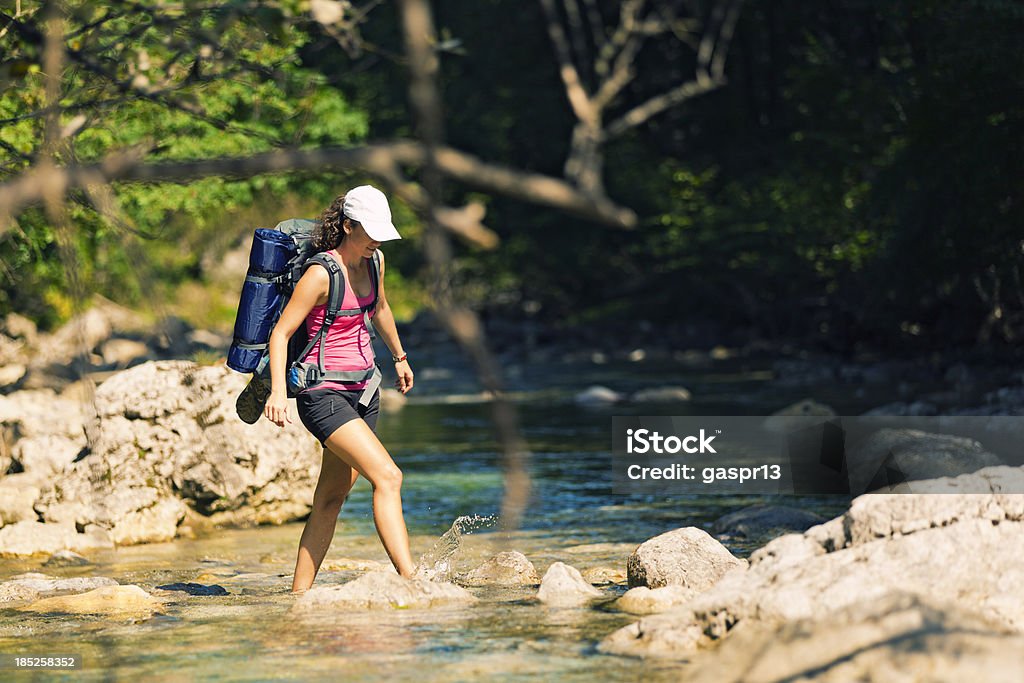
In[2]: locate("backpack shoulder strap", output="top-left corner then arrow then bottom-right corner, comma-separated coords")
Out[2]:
366,249 -> 383,312
303,253 -> 345,322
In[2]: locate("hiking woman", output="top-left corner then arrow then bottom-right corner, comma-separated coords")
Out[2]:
263,185 -> 416,591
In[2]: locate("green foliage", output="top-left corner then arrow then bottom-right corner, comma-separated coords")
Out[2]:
0,1 -> 372,328
3,0 -> 1023,353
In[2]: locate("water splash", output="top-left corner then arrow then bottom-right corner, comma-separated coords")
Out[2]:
414,514 -> 498,582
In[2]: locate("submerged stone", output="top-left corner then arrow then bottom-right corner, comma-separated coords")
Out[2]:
293,570 -> 477,611
18,585 -> 164,617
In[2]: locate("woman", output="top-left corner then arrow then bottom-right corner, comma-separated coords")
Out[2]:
263,185 -> 417,591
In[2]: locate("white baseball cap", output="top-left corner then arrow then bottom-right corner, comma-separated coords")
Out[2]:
342,185 -> 402,241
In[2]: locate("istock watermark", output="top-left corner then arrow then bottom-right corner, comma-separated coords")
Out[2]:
611,415 -> 1024,495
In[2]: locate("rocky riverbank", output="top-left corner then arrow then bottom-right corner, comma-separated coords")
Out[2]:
3,294 -> 1024,557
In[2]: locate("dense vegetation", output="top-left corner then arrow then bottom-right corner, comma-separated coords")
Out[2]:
2,0 -> 1022,354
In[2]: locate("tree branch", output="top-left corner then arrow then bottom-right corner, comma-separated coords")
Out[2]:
0,142 -> 636,240
538,0 -> 596,125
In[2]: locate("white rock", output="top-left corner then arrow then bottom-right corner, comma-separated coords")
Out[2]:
626,527 -> 745,590
293,570 -> 477,610
574,386 -> 623,405
461,551 -> 539,586
537,562 -> 603,605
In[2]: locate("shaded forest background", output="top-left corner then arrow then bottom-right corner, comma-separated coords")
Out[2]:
3,0 -> 1024,356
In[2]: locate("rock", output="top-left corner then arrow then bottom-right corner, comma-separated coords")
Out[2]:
580,566 -> 628,585
4,313 -> 37,343
186,329 -> 229,350
0,363 -> 26,388
574,386 -> 623,406
35,310 -> 111,366
42,487 -> 186,546
379,388 -> 407,413
43,549 -> 91,567
600,477 -> 1024,659
33,361 -> 323,546
711,505 -> 825,541
18,585 -> 163,617
0,389 -> 87,441
0,573 -> 117,603
0,581 -> 39,603
846,428 -> 1002,493
616,585 -> 696,615
537,562 -> 603,605
0,520 -> 113,557
626,527 -> 745,590
460,551 -> 539,586
709,346 -> 732,360
155,582 -> 229,596
761,399 -> 836,434
0,474 -> 42,526
11,434 -> 82,478
685,593 -> 1024,683
748,533 -> 825,567
99,338 -> 151,368
293,570 -> 477,610
0,334 -> 26,367
630,387 -> 692,403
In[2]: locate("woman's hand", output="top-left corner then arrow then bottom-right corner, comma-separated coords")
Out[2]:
264,391 -> 292,427
394,360 -> 414,394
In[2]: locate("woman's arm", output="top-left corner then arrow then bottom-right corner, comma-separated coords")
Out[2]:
373,251 -> 414,394
264,266 -> 329,426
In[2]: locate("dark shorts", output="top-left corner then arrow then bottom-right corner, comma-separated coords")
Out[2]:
296,387 -> 380,445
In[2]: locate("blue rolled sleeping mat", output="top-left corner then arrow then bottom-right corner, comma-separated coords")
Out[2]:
226,229 -> 297,373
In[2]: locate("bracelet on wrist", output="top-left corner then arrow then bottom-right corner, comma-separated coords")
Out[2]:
392,353 -> 408,363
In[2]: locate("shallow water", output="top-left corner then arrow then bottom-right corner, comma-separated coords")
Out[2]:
0,355 -> 863,680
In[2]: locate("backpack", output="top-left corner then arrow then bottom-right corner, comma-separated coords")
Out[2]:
227,219 -> 382,404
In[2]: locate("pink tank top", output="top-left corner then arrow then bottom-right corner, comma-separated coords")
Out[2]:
301,252 -> 376,391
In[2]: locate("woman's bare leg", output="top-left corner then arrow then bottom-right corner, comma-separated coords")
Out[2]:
322,419 -> 417,578
291,448 -> 360,593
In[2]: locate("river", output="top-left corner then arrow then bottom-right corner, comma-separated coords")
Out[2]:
0,353 -> 878,680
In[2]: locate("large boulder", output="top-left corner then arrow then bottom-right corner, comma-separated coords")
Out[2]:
846,428 -> 1002,492
600,469 -> 1024,659
33,361 -> 322,543
293,571 -> 477,610
626,527 -> 745,589
684,593 -> 1024,683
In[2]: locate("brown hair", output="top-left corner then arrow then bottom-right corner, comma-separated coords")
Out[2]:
312,194 -> 359,251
